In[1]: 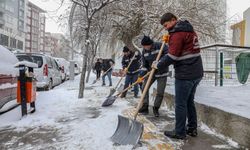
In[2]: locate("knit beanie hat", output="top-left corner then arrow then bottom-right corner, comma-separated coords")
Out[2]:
123,46 -> 130,52
141,36 -> 153,46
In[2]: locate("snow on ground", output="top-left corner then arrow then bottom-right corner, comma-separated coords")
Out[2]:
0,74 -> 147,150
165,79 -> 250,119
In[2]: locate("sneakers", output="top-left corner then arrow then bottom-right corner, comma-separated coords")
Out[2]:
186,128 -> 198,137
138,104 -> 149,114
153,106 -> 160,117
164,130 -> 186,140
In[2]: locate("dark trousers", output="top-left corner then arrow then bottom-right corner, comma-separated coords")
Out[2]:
142,76 -> 167,108
96,70 -> 101,79
123,73 -> 139,96
174,78 -> 202,136
102,70 -> 112,86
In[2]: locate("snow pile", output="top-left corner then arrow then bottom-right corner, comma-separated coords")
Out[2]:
200,123 -> 239,148
0,45 -> 19,76
0,83 -> 17,90
165,82 -> 250,119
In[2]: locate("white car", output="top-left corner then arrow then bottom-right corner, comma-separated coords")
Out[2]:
15,53 -> 62,90
54,57 -> 70,81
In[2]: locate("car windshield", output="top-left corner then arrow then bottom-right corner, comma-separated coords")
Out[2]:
16,55 -> 43,68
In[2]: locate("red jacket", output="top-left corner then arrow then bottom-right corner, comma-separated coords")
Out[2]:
158,20 -> 203,79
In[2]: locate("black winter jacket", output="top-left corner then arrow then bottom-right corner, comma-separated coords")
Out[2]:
140,42 -> 169,78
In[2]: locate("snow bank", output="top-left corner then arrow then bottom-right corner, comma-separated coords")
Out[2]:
0,45 -> 19,76
165,82 -> 250,119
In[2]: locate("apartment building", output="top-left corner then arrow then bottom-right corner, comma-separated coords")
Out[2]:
25,1 -> 46,53
0,0 -> 26,52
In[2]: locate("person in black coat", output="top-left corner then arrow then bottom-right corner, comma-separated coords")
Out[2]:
94,58 -> 102,80
101,58 -> 115,86
120,46 -> 141,98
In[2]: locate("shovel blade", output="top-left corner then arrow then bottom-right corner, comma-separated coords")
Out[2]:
111,115 -> 143,146
102,96 -> 117,107
108,88 -> 116,97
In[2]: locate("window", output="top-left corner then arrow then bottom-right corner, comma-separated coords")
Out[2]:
0,34 -> 9,46
19,10 -> 24,18
19,0 -> 24,8
17,40 -> 23,50
19,20 -> 24,29
10,38 -> 16,48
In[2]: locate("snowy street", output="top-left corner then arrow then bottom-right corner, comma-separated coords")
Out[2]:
0,74 -> 242,150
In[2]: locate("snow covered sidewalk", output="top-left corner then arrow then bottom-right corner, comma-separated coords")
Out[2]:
0,75 -> 143,150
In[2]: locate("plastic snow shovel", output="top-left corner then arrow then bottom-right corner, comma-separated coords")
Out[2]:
108,53 -> 137,97
111,41 -> 166,146
102,72 -> 150,107
92,66 -> 113,84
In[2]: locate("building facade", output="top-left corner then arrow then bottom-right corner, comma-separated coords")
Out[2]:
44,32 -> 71,60
25,1 -> 46,53
231,7 -> 250,47
0,0 -> 26,52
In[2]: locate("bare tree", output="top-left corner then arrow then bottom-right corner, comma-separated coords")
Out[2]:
70,0 -> 120,98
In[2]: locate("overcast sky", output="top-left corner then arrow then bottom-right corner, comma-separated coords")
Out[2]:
29,0 -> 250,34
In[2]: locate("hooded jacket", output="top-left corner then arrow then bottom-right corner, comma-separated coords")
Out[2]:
157,20 -> 203,80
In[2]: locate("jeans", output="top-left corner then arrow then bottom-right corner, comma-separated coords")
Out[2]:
142,76 -> 167,108
123,73 -> 139,96
102,70 -> 112,85
96,70 -> 101,79
174,78 -> 202,136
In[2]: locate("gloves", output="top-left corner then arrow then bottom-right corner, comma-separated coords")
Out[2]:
151,60 -> 159,69
136,77 -> 144,83
123,67 -> 128,73
135,51 -> 139,55
162,34 -> 170,43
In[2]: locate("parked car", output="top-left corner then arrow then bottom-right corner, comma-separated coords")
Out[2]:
0,45 -> 18,108
15,53 -> 62,90
54,57 -> 70,81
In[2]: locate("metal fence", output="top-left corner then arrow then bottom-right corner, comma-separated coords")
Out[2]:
200,44 -> 250,86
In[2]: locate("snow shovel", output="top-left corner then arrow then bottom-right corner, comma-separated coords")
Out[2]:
92,66 -> 113,84
108,53 -> 137,97
111,41 -> 166,146
102,72 -> 150,107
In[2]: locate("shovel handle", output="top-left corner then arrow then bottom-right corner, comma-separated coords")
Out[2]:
116,72 -> 150,97
134,41 -> 166,120
113,53 -> 137,89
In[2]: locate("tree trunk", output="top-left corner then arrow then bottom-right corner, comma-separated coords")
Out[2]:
86,55 -> 95,83
78,28 -> 90,98
78,52 -> 87,98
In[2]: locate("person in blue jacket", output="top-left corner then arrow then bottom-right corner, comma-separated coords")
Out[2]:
138,35 -> 169,117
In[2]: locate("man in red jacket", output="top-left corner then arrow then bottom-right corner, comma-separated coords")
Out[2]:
153,13 -> 203,139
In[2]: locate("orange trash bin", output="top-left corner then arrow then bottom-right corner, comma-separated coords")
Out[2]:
17,77 -> 36,104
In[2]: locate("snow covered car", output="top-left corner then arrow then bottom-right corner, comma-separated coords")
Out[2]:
15,53 -> 62,90
54,57 -> 70,81
0,46 -> 19,108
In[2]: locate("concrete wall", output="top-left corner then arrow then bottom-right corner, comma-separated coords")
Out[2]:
153,89 -> 250,148
244,7 -> 250,46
